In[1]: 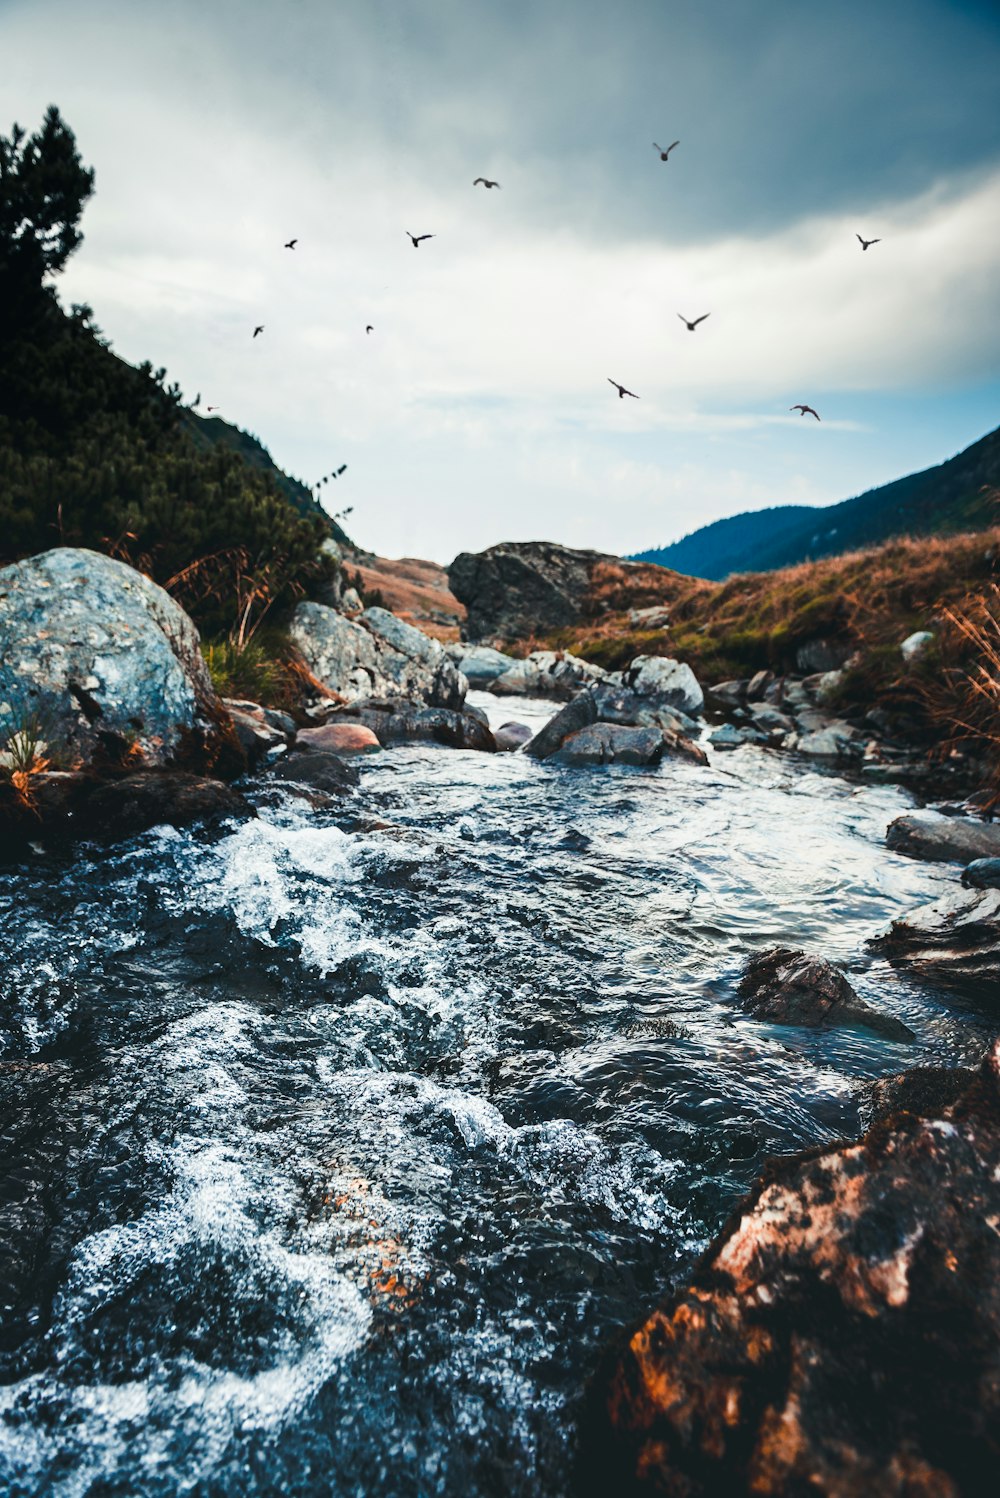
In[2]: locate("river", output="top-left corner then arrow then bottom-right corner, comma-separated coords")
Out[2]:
0,692 -> 989,1496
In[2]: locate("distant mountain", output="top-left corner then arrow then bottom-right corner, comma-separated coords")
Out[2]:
632,424 -> 1000,579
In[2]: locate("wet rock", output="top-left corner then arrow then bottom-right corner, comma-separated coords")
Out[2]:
555,724 -> 668,767
523,692 -> 599,760
224,702 -> 289,764
78,772 -> 252,842
886,810 -> 1000,865
0,547 -> 234,771
621,656 -> 704,716
708,679 -> 746,708
859,1064 -> 975,1129
588,1040 -> 1000,1497
872,886 -> 1000,998
494,721 -> 533,752
746,702 -> 795,735
289,600 -> 466,709
445,643 -> 516,687
295,723 -> 382,755
447,540 -> 617,642
709,723 -> 767,750
320,698 -> 497,752
901,629 -> 935,662
964,858 -> 1000,890
795,721 -> 859,758
489,649 -> 607,700
590,685 -> 695,736
737,947 -> 914,1038
266,751 -> 360,794
745,669 -> 774,702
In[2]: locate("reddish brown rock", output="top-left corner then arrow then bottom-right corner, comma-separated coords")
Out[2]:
585,1040 -> 1000,1497
295,723 -> 382,755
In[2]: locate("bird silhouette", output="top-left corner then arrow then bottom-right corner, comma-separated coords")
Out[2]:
284,238 -> 298,250
332,464 -> 347,478
206,406 -> 221,413
473,177 -> 501,189
406,231 -> 435,247
253,325 -> 264,338
856,234 -> 881,251
366,324 -> 374,334
653,141 -> 680,161
608,379 -> 640,400
678,313 -> 710,331
790,404 -> 821,421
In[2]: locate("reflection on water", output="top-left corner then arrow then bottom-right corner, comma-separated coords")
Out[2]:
0,699 -> 987,1495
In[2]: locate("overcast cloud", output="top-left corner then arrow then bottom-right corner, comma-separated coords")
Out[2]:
3,0 -> 998,561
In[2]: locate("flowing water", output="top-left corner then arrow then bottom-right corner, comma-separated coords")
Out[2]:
0,692 -> 990,1496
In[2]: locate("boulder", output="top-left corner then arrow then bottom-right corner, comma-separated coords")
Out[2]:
627,605 -> 671,629
746,702 -> 795,735
737,947 -> 914,1038
794,721 -> 859,758
317,698 -> 496,753
491,650 -> 607,701
621,656 -> 704,716
886,810 -> 1000,865
266,751 -> 360,795
859,1064 -> 976,1129
901,629 -> 935,662
709,723 -> 767,750
587,1040 -> 1000,1496
964,858 -> 1000,890
0,548 -> 233,771
708,679 -> 746,708
295,723 -> 382,755
590,685 -> 695,735
79,772 -> 252,842
445,643 -> 517,687
872,886 -> 1000,999
745,669 -> 774,702
447,540 -> 617,642
289,601 -> 466,709
555,723 -> 706,768
224,702 -> 289,764
494,721 -> 533,752
340,586 -> 363,615
523,692 -> 599,761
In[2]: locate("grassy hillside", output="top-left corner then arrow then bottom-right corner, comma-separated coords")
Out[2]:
634,424 -> 1000,579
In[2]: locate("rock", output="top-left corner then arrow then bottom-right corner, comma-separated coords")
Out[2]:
872,886 -> 1000,998
779,679 -> 810,710
745,669 -> 774,702
795,637 -> 851,673
340,586 -> 363,614
795,722 -> 859,758
628,605 -> 671,629
494,721 -> 533,752
0,547 -> 234,771
901,629 -> 935,662
964,858 -> 1000,890
886,810 -> 1000,865
737,947 -> 914,1038
523,692 -> 599,761
81,772 -> 252,842
319,698 -> 496,752
491,649 -> 607,701
588,1040 -> 1000,1496
708,679 -> 746,708
555,724 -> 668,767
289,600 -> 466,709
267,751 -> 360,794
859,1064 -> 976,1130
590,685 -> 696,735
296,723 -> 382,755
622,656 -> 704,716
446,643 -> 517,687
747,702 -> 795,735
447,540 -> 617,642
813,668 -> 844,703
709,723 -> 767,750
225,704 -> 288,764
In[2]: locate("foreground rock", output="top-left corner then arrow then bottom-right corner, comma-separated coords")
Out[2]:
555,723 -> 704,768
447,540 -> 618,642
494,721 -> 533,752
859,1063 -> 975,1129
266,751 -> 360,795
886,810 -> 1000,865
872,886 -> 1000,998
0,548 -> 236,771
964,857 -> 1000,889
587,1039 -> 1000,1496
290,601 -> 466,709
524,675 -> 706,769
737,947 -> 914,1038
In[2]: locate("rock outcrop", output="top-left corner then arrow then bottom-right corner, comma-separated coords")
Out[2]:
447,540 -> 617,642
872,885 -> 1000,998
289,601 -> 466,709
586,1039 -> 1000,1496
0,548 -> 233,770
886,810 -> 1000,865
736,947 -> 914,1038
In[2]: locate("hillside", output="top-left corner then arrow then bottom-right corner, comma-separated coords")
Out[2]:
633,423 -> 1000,579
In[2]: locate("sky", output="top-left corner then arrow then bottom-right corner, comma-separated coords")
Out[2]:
3,0 -> 999,564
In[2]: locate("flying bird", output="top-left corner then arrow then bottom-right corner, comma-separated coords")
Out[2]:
366,324 -> 374,334
331,464 -> 347,478
608,378 -> 640,400
790,404 -> 821,420
284,238 -> 298,249
473,177 -> 501,189
653,141 -> 680,161
406,231 -> 435,247
253,325 -> 264,338
856,234 -> 881,251
678,313 -> 710,331
206,406 -> 221,413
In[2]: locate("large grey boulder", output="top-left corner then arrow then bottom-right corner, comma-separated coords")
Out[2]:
491,649 -> 607,700
447,540 -> 618,642
0,548 -> 228,769
621,655 -> 704,716
886,810 -> 1000,865
555,724 -> 670,767
290,601 -> 466,709
445,643 -> 517,686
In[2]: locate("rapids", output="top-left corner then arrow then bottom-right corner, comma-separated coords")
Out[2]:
0,692 -> 989,1495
